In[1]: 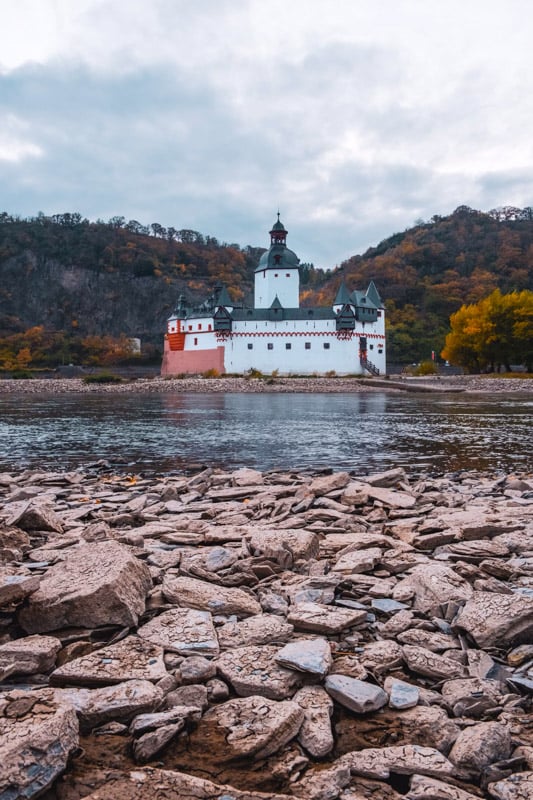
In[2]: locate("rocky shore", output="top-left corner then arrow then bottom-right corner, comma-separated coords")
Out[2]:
1,464 -> 532,800
0,374 -> 532,393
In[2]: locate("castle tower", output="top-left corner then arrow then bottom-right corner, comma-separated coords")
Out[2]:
254,214 -> 300,308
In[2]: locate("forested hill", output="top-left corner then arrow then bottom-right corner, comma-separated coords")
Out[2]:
1,206 -> 532,364
0,213 -> 261,346
306,205 -> 533,363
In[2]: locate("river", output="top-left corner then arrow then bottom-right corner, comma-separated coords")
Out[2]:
0,391 -> 531,475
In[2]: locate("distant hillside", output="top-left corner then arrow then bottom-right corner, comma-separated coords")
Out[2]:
0,213 -> 257,347
306,205 -> 533,363
1,206 -> 532,365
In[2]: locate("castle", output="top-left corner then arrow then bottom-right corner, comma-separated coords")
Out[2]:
161,215 -> 386,376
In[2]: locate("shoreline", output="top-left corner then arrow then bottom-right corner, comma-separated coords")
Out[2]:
0,374 -> 532,394
1,464 -> 532,799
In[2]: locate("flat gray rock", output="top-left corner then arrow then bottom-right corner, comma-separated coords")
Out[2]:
288,601 -> 367,633
133,721 -> 184,763
216,645 -> 303,700
448,721 -> 512,774
453,591 -> 533,648
403,645 -> 467,680
325,674 -> 388,713
293,685 -> 334,757
488,771 -> 533,800
0,634 -> 61,680
190,695 -> 304,760
407,775 -> 482,800
0,567 -> 40,607
0,689 -> 79,800
360,640 -> 404,675
55,679 -> 162,732
162,575 -> 261,617
18,540 -> 152,633
138,608 -> 219,656
78,767 -> 294,800
246,528 -> 320,566
217,613 -> 293,649
332,547 -> 383,574
50,635 -> 168,686
309,472 -> 351,496
344,744 -> 456,780
393,564 -> 473,614
130,704 -> 201,736
275,638 -> 332,677
384,677 -> 420,710
5,501 -> 64,533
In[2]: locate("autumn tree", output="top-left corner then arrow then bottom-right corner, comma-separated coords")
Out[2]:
442,289 -> 533,372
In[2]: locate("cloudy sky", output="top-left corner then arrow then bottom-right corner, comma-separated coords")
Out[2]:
1,0 -> 532,267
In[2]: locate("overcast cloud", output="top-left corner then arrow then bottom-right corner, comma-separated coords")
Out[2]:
1,0 -> 532,267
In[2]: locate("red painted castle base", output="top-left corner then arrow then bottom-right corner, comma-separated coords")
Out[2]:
161,338 -> 225,376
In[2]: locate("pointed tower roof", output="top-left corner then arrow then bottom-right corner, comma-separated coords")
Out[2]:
334,281 -> 352,306
365,280 -> 382,307
215,285 -> 232,307
270,295 -> 283,309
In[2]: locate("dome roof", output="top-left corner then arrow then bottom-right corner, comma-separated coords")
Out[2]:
256,213 -> 300,272
271,218 -> 286,232
257,243 -> 300,271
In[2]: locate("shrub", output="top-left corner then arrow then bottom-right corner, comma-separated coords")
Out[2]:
414,360 -> 439,376
325,370 -> 337,378
202,368 -> 220,379
245,367 -> 263,379
83,372 -> 124,384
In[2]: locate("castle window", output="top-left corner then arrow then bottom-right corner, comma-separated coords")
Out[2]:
247,343 -> 253,350
267,343 -> 274,350
208,324 -> 212,331
274,255 -> 281,264
377,311 -> 382,317
286,273 -> 290,277
194,338 -> 198,346
305,342 -> 311,350
198,324 -> 202,330
188,325 -> 192,331
369,344 -> 374,350
274,273 -> 278,277
285,342 -> 291,350
378,349 -> 383,354
323,342 -> 330,350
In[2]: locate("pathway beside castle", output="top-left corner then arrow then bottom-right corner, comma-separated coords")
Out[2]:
1,463 -> 532,800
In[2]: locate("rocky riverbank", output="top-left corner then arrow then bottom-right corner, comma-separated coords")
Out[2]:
0,374 -> 532,393
1,464 -> 532,800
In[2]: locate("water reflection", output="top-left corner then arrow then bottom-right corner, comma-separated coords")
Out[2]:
0,391 -> 530,474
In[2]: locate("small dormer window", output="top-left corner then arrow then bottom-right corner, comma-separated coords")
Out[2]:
274,254 -> 281,264
308,309 -> 313,315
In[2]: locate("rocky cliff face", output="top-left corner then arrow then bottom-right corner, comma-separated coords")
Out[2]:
0,252 -> 203,344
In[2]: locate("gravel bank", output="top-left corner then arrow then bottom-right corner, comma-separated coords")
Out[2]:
0,375 -> 531,394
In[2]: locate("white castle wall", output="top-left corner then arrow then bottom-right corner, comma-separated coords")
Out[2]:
254,269 -> 300,308
223,318 -> 385,375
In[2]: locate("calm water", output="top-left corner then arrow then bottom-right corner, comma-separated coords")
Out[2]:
0,391 -> 531,475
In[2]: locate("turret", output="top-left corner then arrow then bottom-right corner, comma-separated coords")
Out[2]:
254,213 -> 300,308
